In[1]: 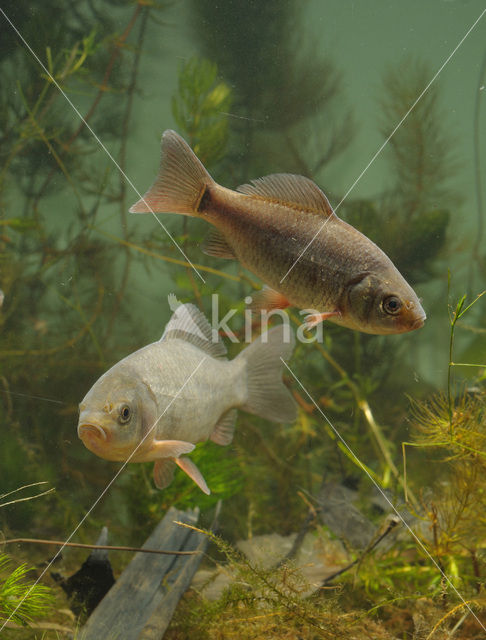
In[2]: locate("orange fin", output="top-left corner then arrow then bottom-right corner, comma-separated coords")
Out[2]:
153,458 -> 176,490
250,286 -> 291,311
303,311 -> 341,330
175,456 -> 210,495
210,409 -> 237,446
129,130 -> 214,215
237,173 -> 334,217
202,229 -> 236,259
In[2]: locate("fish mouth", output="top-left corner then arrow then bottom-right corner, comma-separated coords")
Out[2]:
78,423 -> 107,442
410,314 -> 426,331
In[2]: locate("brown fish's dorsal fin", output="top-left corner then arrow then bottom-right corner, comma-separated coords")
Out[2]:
236,173 -> 335,217
161,301 -> 227,359
202,228 -> 236,259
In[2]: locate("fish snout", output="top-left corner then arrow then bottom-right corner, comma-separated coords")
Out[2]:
399,299 -> 426,332
410,314 -> 426,331
78,422 -> 108,442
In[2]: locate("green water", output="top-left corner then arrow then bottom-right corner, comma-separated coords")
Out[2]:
1,1 -> 486,637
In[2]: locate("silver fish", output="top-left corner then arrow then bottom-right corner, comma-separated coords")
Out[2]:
78,303 -> 296,494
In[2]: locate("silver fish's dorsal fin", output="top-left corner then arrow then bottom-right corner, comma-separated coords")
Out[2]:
161,302 -> 227,359
236,173 -> 335,217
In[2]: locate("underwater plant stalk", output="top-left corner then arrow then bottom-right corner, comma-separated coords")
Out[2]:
2,539 -> 198,556
447,287 -> 486,436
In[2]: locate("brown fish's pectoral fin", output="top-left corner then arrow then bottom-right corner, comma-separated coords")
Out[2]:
202,229 -> 236,259
250,286 -> 291,311
151,439 -> 196,458
210,409 -> 237,446
153,458 -> 176,490
303,310 -> 341,330
175,456 -> 210,495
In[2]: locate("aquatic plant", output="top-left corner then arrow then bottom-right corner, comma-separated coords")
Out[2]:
187,0 -> 355,183
172,57 -> 232,168
0,554 -> 53,627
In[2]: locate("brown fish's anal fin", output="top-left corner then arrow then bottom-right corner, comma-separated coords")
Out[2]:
202,229 -> 236,259
175,456 -> 210,495
237,173 -> 335,218
210,409 -> 237,446
153,458 -> 176,490
129,130 -> 214,216
303,310 -> 341,330
150,439 -> 195,458
250,286 -> 291,311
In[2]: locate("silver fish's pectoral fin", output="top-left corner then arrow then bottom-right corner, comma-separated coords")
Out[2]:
175,456 -> 210,495
303,310 -> 341,330
153,458 -> 176,490
151,439 -> 195,458
210,409 -> 237,446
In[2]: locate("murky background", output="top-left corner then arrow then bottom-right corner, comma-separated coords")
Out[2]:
1,1 -> 486,637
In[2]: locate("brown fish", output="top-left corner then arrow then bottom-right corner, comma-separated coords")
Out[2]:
130,130 -> 425,335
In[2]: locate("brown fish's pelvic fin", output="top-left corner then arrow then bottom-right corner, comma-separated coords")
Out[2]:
175,456 -> 210,495
237,173 -> 335,217
150,439 -> 195,458
250,286 -> 291,311
303,310 -> 341,330
161,302 -> 227,359
210,409 -> 237,446
129,130 -> 214,216
153,458 -> 176,490
202,229 -> 236,259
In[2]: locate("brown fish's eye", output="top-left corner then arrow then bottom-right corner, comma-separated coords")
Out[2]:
118,404 -> 131,424
382,295 -> 402,316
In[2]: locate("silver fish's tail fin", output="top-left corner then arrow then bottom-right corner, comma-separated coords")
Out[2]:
237,325 -> 297,424
129,130 -> 214,215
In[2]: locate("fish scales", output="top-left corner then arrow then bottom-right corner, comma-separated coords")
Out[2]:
126,340 -> 245,444
78,303 -> 297,494
130,130 -> 426,335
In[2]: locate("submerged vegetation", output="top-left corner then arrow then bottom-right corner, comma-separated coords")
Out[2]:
1,1 -> 485,638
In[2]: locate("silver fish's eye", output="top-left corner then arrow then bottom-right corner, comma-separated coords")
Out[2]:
382,295 -> 402,316
118,404 -> 131,424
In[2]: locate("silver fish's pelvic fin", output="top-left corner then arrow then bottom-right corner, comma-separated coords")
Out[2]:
175,456 -> 210,495
161,302 -> 227,359
129,129 -> 213,215
237,325 -> 297,424
153,458 -> 176,490
237,173 -> 335,217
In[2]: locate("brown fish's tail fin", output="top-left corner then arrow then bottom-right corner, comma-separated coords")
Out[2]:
129,130 -> 214,215
237,325 -> 297,424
